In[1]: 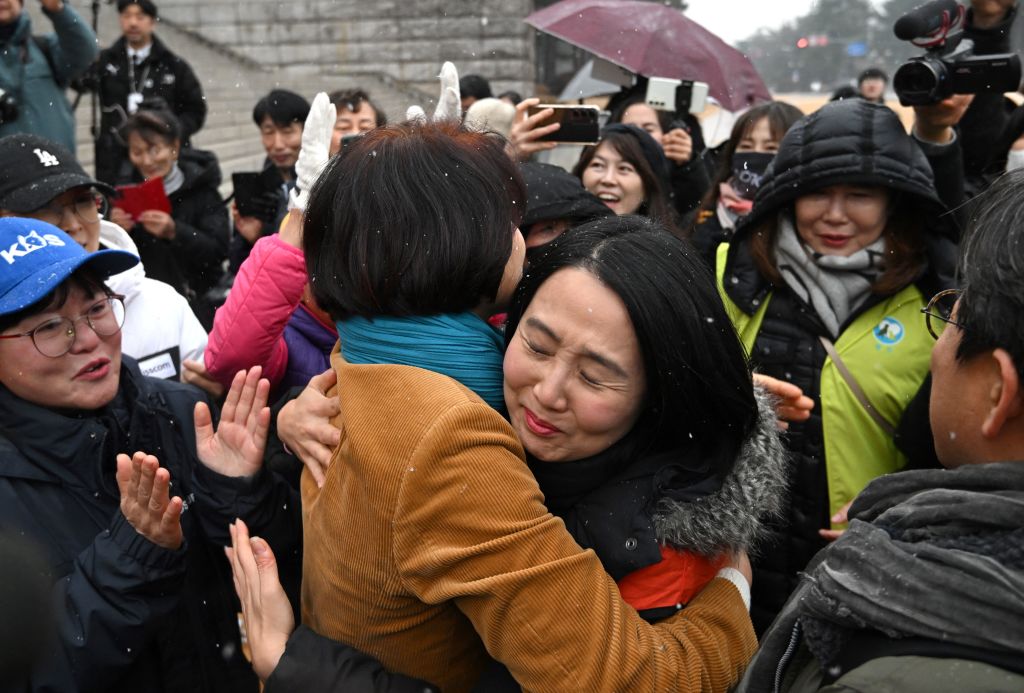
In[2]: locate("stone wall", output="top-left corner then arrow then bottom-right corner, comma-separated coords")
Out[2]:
154,0 -> 536,100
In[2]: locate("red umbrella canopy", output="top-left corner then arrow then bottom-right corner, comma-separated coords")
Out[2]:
525,0 -> 771,111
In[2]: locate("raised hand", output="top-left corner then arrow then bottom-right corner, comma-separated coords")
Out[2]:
115,451 -> 183,550
662,127 -> 693,165
509,98 -> 559,161
276,368 -> 341,488
226,519 -> 294,681
288,92 -> 337,212
195,367 -> 271,478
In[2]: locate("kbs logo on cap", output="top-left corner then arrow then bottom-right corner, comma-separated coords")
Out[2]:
1,230 -> 67,265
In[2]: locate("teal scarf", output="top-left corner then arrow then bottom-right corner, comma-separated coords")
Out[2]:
336,313 -> 507,414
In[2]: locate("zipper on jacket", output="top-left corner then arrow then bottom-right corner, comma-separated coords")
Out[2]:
773,620 -> 803,693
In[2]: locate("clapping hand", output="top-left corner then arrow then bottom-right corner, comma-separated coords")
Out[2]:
194,367 -> 271,478
116,451 -> 184,550
226,518 -> 294,681
407,61 -> 462,122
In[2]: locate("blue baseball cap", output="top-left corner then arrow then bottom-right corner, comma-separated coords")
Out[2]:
0,218 -> 139,316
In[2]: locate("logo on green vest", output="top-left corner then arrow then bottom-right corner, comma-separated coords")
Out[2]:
874,317 -> 905,351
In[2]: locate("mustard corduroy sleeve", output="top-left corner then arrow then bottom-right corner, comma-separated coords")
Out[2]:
393,402 -> 758,693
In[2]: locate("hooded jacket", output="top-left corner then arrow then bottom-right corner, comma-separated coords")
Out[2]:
718,99 -> 957,634
0,358 -> 301,692
0,5 -> 97,151
127,147 -> 229,314
100,219 -> 207,380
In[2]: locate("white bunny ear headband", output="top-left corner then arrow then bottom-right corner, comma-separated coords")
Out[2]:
406,61 -> 462,123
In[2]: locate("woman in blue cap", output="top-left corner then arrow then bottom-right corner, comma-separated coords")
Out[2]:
0,217 -> 299,692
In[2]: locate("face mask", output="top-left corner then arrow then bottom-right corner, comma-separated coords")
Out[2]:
1006,149 -> 1024,172
731,151 -> 775,200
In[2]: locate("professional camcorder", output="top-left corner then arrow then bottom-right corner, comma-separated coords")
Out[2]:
893,0 -> 1021,105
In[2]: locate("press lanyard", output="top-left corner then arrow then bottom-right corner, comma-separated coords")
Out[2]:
126,52 -> 150,94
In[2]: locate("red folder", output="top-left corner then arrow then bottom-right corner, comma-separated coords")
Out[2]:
114,177 -> 172,221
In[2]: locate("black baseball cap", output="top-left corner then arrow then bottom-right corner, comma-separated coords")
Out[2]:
0,134 -> 115,214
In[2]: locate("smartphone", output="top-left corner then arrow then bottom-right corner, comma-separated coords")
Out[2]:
526,104 -> 601,144
645,77 -> 710,115
231,171 -> 280,223
340,133 -> 363,151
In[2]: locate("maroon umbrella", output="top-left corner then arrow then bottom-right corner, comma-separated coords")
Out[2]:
525,0 -> 771,111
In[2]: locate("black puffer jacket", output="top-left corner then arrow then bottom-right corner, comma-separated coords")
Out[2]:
92,35 -> 207,186
721,99 -> 957,634
0,358 -> 301,692
127,147 -> 228,325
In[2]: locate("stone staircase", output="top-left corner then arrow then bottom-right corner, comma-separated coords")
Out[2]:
48,4 -> 430,194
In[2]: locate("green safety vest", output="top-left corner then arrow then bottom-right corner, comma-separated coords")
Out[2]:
716,244 -> 934,520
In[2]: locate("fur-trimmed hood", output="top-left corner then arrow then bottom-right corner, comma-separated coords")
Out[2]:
653,384 -> 789,556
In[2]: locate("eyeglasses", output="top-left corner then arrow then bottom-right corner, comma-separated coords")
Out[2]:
921,288 -> 964,340
28,191 -> 106,228
0,295 -> 126,357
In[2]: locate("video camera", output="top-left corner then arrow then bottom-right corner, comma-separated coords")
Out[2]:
892,0 -> 1021,106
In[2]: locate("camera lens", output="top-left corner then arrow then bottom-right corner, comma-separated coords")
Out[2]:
894,59 -> 944,104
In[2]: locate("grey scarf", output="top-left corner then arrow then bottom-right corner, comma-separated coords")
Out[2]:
736,461 -> 1024,693
775,214 -> 885,337
162,163 -> 185,196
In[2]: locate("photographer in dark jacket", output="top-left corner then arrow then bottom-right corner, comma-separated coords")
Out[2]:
89,0 -> 206,185
0,217 -> 300,692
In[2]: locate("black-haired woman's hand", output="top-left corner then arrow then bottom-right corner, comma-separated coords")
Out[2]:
116,451 -> 184,550
195,366 -> 272,478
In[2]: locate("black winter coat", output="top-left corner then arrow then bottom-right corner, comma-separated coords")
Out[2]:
723,100 -> 957,634
92,35 -> 207,185
127,147 -> 228,321
0,359 -> 302,693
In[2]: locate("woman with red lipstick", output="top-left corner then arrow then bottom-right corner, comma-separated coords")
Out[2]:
261,121 -> 758,693
715,98 -> 958,634
0,218 -> 299,692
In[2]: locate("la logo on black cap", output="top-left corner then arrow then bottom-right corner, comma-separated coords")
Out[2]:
33,148 -> 59,167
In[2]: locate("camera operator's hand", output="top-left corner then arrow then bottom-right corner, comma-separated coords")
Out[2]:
662,127 -> 693,165
232,204 -> 266,245
913,94 -> 974,144
509,98 -> 559,162
969,0 -> 1015,29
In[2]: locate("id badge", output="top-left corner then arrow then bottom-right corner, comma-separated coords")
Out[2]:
127,92 -> 144,114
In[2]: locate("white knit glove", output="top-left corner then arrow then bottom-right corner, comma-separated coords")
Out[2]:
406,62 -> 461,123
288,92 -> 337,212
